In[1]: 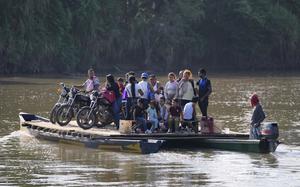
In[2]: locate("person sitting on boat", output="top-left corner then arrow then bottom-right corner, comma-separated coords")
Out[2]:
74,68 -> 100,93
167,99 -> 183,133
133,99 -> 147,133
249,93 -> 266,139
146,100 -> 159,133
158,96 -> 168,132
182,97 -> 199,133
125,76 -> 144,119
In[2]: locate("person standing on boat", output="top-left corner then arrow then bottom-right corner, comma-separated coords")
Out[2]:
125,76 -> 144,119
249,93 -> 266,139
197,68 -> 212,117
105,74 -> 122,129
138,72 -> 154,109
74,68 -> 100,93
178,70 -> 196,109
164,72 -> 178,101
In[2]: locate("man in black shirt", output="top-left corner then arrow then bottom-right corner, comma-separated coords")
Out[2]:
197,69 -> 212,117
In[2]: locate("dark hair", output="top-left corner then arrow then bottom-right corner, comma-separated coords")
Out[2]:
192,96 -> 199,103
129,76 -> 136,98
149,74 -> 156,78
117,77 -> 124,82
199,68 -> 206,75
106,74 -> 114,84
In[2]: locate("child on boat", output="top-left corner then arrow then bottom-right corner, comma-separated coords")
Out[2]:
249,93 -> 265,139
133,99 -> 147,133
182,97 -> 199,133
146,100 -> 159,133
158,97 -> 168,131
167,99 -> 183,133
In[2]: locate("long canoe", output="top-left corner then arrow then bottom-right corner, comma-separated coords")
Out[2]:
19,112 -> 279,154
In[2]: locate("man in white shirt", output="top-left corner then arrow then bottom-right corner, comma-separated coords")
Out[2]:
182,97 -> 199,133
138,72 -> 154,109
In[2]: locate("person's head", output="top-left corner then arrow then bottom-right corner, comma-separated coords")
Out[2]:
192,96 -> 198,105
149,74 -> 157,84
172,98 -> 179,106
159,97 -> 166,105
178,70 -> 183,79
198,68 -> 207,79
183,69 -> 192,80
117,77 -> 124,84
250,93 -> 259,107
129,76 -> 136,84
141,72 -> 149,80
88,68 -> 95,79
106,74 -> 115,84
149,99 -> 156,108
168,72 -> 176,82
137,98 -> 143,107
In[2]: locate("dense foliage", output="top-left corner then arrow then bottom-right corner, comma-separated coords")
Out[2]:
0,0 -> 300,74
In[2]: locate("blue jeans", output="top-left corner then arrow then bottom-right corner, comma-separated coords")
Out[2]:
136,117 -> 147,131
113,96 -> 122,129
249,125 -> 261,139
149,119 -> 159,131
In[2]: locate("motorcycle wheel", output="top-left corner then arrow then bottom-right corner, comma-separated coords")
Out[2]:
49,104 -> 60,124
76,106 -> 95,130
96,106 -> 114,128
56,104 -> 73,126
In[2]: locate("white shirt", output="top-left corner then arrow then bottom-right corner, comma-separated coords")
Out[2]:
125,83 -> 142,98
183,102 -> 194,120
138,80 -> 149,99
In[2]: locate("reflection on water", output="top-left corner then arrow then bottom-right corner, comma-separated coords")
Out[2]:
0,76 -> 300,186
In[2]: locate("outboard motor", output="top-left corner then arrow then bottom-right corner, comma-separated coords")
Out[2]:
260,122 -> 279,152
260,122 -> 279,140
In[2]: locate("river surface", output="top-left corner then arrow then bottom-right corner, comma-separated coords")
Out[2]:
0,76 -> 300,186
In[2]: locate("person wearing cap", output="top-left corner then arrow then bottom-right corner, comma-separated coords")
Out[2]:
138,72 -> 154,109
249,93 -> 266,139
196,68 -> 212,117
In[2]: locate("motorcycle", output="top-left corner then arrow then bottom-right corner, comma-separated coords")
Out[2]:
76,91 -> 114,130
49,83 -> 70,124
55,87 -> 90,126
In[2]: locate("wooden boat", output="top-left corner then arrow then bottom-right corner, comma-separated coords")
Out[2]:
19,113 -> 279,154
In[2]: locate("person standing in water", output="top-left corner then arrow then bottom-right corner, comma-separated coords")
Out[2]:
197,68 -> 212,117
249,93 -> 266,139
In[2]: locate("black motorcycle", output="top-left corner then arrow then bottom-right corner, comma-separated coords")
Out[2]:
76,91 -> 114,129
49,83 -> 70,124
55,87 -> 90,126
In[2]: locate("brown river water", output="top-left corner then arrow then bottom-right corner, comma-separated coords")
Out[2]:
0,76 -> 300,186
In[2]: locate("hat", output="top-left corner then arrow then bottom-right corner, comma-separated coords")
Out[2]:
141,72 -> 149,79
